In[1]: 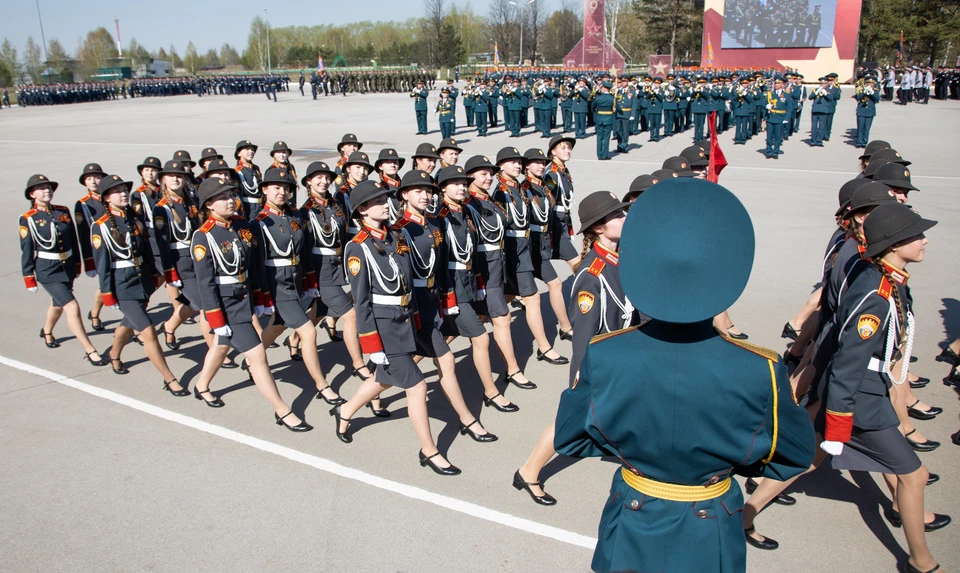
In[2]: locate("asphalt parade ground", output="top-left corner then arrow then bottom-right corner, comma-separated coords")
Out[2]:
1,88 -> 958,573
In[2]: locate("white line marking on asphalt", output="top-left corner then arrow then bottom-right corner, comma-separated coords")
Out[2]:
0,354 -> 597,551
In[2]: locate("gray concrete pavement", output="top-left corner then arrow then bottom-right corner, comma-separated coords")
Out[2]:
1,88 -> 958,573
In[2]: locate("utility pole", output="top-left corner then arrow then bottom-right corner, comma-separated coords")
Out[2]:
263,8 -> 271,73
35,0 -> 48,61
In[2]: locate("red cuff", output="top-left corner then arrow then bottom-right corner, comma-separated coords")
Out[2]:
205,308 -> 227,329
252,289 -> 264,307
154,274 -> 163,289
75,263 -> 82,276
475,274 -> 486,291
24,275 -> 38,289
83,257 -> 96,273
414,311 -> 422,331
824,411 -> 854,443
102,292 -> 118,306
262,293 -> 275,308
359,331 -> 384,354
164,269 -> 180,284
303,272 -> 318,290
441,290 -> 456,310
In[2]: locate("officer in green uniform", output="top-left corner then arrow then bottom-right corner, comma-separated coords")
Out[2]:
554,178 -> 815,573
592,81 -> 615,160
854,75 -> 881,148
764,76 -> 789,159
411,80 -> 429,135
437,88 -> 455,139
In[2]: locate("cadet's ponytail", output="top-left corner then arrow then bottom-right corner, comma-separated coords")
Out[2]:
875,258 -> 907,335
573,231 -> 598,273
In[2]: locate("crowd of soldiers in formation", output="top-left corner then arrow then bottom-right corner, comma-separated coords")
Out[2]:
723,0 -> 825,47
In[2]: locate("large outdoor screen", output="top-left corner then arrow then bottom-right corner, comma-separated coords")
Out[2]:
721,0 -> 836,48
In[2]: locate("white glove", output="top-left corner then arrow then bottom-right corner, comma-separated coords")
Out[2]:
170,280 -> 183,288
765,104 -> 773,110
305,288 -> 319,299
27,287 -> 38,293
477,288 -> 486,300
263,305 -> 274,316
109,304 -> 120,310
444,305 -> 460,316
370,351 -> 389,366
86,271 -> 97,277
629,116 -> 635,121
255,305 -> 265,317
820,440 -> 844,456
214,325 -> 233,338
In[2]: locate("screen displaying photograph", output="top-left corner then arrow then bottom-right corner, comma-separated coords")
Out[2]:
721,0 -> 836,49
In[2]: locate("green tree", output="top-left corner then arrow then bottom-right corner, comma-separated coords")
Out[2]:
541,5 -> 582,63
128,38 -> 153,67
169,45 -> 183,68
220,43 -> 241,66
24,36 -> 43,82
205,48 -> 221,68
77,27 -> 116,78
1,39 -> 21,83
632,0 -> 701,61
184,42 -> 199,73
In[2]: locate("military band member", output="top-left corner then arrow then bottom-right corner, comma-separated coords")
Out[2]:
436,88 -> 455,138
411,79 -> 429,135
234,140 -> 263,219
474,83 -> 491,136
646,77 -> 665,142
809,77 -> 834,147
732,77 -> 754,144
573,78 -> 591,139
21,174 -> 107,366
691,77 -> 713,141
854,76 -> 881,148
75,162 -> 108,331
331,180 -> 462,476
764,76 -> 789,159
615,78 -> 635,153
591,81 -> 615,160
92,175 -> 185,395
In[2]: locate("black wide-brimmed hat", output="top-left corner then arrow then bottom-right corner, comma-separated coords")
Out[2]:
844,182 -> 897,218
270,140 -> 293,156
160,160 -> 189,177
872,162 -> 918,191
437,138 -> 463,153
24,174 -> 59,200
547,134 -> 576,156
78,163 -> 106,185
197,176 -> 238,207
464,155 -> 499,176
624,174 -> 661,202
199,147 -> 223,163
337,133 -> 363,152
98,174 -> 134,196
522,148 -> 549,165
137,156 -> 162,173
863,202 -> 937,259
496,146 -> 524,164
343,151 -> 374,170
863,159 -> 891,179
234,140 -> 258,160
680,145 -> 710,168
350,180 -> 393,216
301,161 -> 336,186
834,178 -> 872,217
858,139 -> 890,160
661,156 -> 695,177
693,139 -> 712,157
437,165 -> 472,186
375,148 -> 406,170
259,167 -> 297,189
205,159 -> 235,176
397,170 -> 440,195
173,150 -> 196,167
651,168 -> 679,181
620,178 -> 755,324
577,191 -> 627,233
412,143 -> 440,160
869,148 -> 911,167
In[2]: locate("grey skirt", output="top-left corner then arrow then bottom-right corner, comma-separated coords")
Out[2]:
119,299 -> 153,332
216,322 -> 262,353
829,425 -> 922,475
375,354 -> 424,389
40,280 -> 76,308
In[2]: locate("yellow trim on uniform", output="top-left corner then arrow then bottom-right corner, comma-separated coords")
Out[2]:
825,409 -> 853,417
589,324 -> 641,345
762,359 -> 778,464
621,468 -> 731,502
596,111 -> 614,115
720,333 -> 780,361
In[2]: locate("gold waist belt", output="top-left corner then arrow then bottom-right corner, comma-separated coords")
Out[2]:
621,468 -> 731,502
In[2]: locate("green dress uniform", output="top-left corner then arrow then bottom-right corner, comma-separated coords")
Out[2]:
854,83 -> 880,148
591,86 -> 615,160
553,179 -> 815,573
411,86 -> 429,134
615,89 -> 635,152
764,84 -> 789,158
437,97 -> 455,139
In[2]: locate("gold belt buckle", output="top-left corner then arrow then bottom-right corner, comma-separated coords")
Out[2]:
427,276 -> 435,289
59,252 -> 69,261
133,256 -> 143,267
523,230 -> 530,239
291,255 -> 299,266
400,293 -> 411,307
465,261 -> 472,271
238,272 -> 247,283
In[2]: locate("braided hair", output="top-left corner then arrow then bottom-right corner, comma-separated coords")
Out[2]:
99,195 -> 145,248
573,231 -> 599,273
873,257 -> 907,337
161,177 -> 195,225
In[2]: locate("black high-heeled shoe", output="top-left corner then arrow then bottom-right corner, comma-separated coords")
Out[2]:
366,402 -> 391,418
352,365 -> 374,381
744,526 -> 778,550
558,329 -> 573,341
512,470 -> 557,505
726,326 -> 749,340
316,386 -> 346,405
162,379 -> 190,397
330,405 -> 352,443
87,311 -> 104,331
510,299 -> 526,311
459,420 -> 498,443
221,357 -> 239,369
483,393 -> 519,412
158,326 -> 180,350
503,371 -> 537,390
927,473 -> 940,486
937,346 -> 960,366
536,346 -> 569,365
884,507 -> 952,531
110,358 -> 129,375
275,411 -> 313,432
745,478 -> 796,505
39,328 -> 60,348
83,351 -> 108,366
903,561 -> 940,573
183,316 -> 197,325
283,337 -> 303,361
907,399 -> 941,420
323,323 -> 342,342
132,334 -> 144,346
194,386 -> 225,408
781,322 -> 799,341
905,429 -> 940,452
909,376 -> 930,389
419,450 -> 461,476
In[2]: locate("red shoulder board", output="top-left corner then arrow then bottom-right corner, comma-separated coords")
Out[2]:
23,208 -> 38,218
437,206 -> 449,218
254,211 -> 270,222
587,258 -> 605,277
230,215 -> 245,222
351,230 -> 369,244
392,218 -> 411,231
156,197 -> 168,207
78,195 -> 91,204
135,184 -> 147,192
235,164 -> 244,173
199,219 -> 216,233
878,277 -> 892,300
549,163 -> 560,173
95,213 -> 110,225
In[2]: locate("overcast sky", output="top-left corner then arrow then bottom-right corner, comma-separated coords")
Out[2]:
2,0 -> 480,57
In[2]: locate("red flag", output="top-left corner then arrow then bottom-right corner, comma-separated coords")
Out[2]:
707,111 -> 728,183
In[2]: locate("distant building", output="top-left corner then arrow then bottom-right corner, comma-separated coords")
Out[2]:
468,52 -> 494,64
135,58 -> 171,78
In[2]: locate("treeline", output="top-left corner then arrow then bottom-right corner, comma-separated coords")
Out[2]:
858,0 -> 960,65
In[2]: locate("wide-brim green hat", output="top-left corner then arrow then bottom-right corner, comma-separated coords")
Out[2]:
620,179 -> 755,324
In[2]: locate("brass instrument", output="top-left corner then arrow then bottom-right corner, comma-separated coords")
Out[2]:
664,84 -> 677,102
587,85 -> 599,101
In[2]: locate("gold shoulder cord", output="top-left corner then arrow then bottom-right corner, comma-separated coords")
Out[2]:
762,359 -> 778,464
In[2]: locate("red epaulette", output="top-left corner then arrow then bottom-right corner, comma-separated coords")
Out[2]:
156,197 -> 168,207
436,206 -> 449,218
549,163 -> 560,173
587,258 -> 605,277
392,218 -> 411,231
351,230 -> 369,244
198,219 -> 216,233
95,213 -> 110,225
78,195 -> 91,204
23,208 -> 38,219
254,211 -> 270,222
230,215 -> 245,222
135,184 -> 147,193
301,198 -> 313,210
235,164 -> 244,173
878,277 -> 892,300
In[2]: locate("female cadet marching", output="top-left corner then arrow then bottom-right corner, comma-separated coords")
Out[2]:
515,191 -> 635,506
463,154 -> 537,390
75,162 -> 108,332
554,179 -> 815,573
331,180 -> 461,475
374,148 -> 404,224
395,168 -> 496,442
20,174 -> 107,366
92,174 -> 186,396
819,202 -> 948,573
436,164 -> 519,414
152,160 -> 203,350
188,177 -> 313,432
542,135 -> 581,269
493,147 -> 569,366
234,140 -> 263,220
335,151 -> 374,237
267,141 -> 297,206
130,156 -> 163,269
250,168 -> 343,405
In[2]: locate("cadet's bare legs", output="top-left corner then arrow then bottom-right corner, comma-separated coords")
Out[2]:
44,300 -> 103,361
433,350 -> 491,435
518,423 -> 556,497
509,292 -> 563,360
896,466 -> 939,572
491,314 -> 533,385
261,321 -> 341,401
111,324 -> 182,391
462,333 -> 515,408
546,277 -> 573,334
